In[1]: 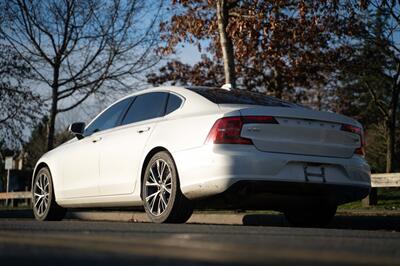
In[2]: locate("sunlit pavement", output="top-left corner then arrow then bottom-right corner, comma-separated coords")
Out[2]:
0,218 -> 399,266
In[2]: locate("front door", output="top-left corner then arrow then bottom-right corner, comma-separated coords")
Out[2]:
62,97 -> 133,198
61,135 -> 101,198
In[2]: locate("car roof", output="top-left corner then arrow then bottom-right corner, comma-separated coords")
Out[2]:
114,86 -> 220,105
121,85 -> 217,98
100,85 -> 218,117
85,86 -> 220,130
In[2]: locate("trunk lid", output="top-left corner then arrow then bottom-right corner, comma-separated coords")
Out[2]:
222,105 -> 362,158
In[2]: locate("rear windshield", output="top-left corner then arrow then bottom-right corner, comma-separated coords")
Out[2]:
188,88 -> 294,107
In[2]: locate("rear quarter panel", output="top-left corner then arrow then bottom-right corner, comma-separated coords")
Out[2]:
139,89 -> 233,195
144,88 -> 224,153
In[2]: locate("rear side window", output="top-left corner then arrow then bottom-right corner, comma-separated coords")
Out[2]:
121,92 -> 168,125
189,88 -> 294,107
165,93 -> 183,115
85,97 -> 132,136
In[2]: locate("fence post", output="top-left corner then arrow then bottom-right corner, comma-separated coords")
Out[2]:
362,188 -> 378,207
5,169 -> 10,206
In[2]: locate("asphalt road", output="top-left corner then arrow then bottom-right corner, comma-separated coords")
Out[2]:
0,218 -> 399,266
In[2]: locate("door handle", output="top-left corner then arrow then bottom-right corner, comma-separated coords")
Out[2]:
92,137 -> 102,143
137,127 -> 150,134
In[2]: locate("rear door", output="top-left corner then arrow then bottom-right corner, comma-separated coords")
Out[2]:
98,92 -> 169,196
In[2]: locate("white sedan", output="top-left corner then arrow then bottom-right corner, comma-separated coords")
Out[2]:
32,86 -> 371,226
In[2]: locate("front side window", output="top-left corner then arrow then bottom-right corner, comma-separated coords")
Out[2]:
84,97 -> 133,136
121,92 -> 168,125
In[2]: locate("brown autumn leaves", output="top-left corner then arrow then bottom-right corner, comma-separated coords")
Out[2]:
149,0 -> 365,100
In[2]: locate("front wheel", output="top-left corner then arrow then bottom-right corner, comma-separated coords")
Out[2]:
32,167 -> 66,221
142,151 -> 193,223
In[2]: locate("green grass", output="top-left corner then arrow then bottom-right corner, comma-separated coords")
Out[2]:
375,188 -> 400,210
0,205 -> 31,211
1,189 -> 399,213
339,188 -> 400,211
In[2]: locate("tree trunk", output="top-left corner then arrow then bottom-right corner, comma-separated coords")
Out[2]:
386,86 -> 399,173
47,87 -> 58,151
216,0 -> 236,89
386,120 -> 395,173
47,64 -> 60,151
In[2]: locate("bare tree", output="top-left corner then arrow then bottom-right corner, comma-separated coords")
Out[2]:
375,1 -> 400,173
1,0 -> 163,150
359,1 -> 400,172
0,43 -> 42,149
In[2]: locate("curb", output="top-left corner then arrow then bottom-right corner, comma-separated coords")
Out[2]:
0,210 -> 257,225
66,211 -> 150,223
1,209 -> 400,227
66,212 -> 250,224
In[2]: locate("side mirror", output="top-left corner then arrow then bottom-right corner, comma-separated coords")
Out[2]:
68,122 -> 86,140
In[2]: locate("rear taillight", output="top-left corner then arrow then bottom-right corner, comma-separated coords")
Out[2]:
206,116 -> 278,145
341,124 -> 365,156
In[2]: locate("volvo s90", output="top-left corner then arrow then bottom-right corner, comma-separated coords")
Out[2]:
32,86 -> 371,226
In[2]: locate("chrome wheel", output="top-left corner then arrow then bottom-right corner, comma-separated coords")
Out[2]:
33,172 -> 50,217
145,159 -> 172,216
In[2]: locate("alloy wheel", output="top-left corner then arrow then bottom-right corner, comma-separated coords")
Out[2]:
33,172 -> 50,217
145,159 -> 172,216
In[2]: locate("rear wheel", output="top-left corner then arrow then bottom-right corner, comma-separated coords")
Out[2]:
142,151 -> 193,223
32,167 -> 66,221
284,204 -> 337,227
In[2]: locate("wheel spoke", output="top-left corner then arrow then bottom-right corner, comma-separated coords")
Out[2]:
156,160 -> 161,181
146,190 -> 159,202
146,181 -> 159,187
149,193 -> 158,213
149,168 -> 158,184
39,200 -> 44,215
34,197 -> 42,208
36,181 -> 43,193
157,194 -> 162,215
159,162 -> 166,182
44,197 -> 48,209
160,193 -> 167,210
43,176 -> 49,192
39,175 -> 44,191
164,173 -> 172,185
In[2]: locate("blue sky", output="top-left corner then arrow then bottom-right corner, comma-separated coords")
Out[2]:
175,43 -> 202,66
55,43 -> 203,130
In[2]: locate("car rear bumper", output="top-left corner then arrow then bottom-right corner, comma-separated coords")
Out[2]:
193,180 -> 370,210
173,144 -> 371,204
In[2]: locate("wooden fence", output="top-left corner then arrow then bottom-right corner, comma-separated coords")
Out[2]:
0,173 -> 399,206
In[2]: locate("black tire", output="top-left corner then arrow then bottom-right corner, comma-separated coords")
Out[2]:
142,151 -> 193,223
284,204 -> 337,227
32,167 -> 66,221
